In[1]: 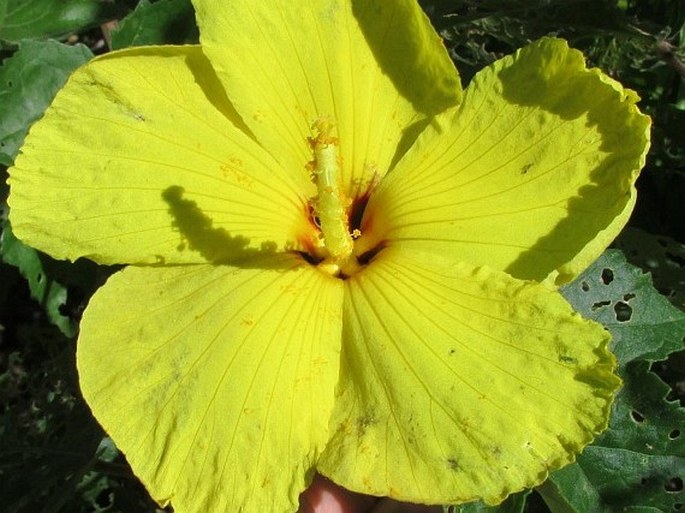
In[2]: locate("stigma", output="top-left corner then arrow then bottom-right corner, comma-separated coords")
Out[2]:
309,117 -> 359,275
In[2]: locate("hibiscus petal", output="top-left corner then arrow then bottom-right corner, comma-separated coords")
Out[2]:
192,0 -> 461,196
318,247 -> 619,505
362,38 -> 650,285
8,46 -> 315,265
77,257 -> 343,513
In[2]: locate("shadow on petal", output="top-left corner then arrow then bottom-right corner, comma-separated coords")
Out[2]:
497,39 -> 649,284
95,45 -> 257,141
162,186 -> 291,268
183,51 -> 256,141
497,39 -> 638,146
351,0 -> 461,116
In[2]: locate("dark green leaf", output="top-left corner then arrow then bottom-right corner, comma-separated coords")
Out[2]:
0,257 -> 20,326
542,250 -> 685,513
0,332 -> 156,512
0,220 -> 76,336
0,219 -> 103,338
0,39 -> 92,165
0,0 -> 125,42
562,249 -> 685,368
538,465 -> 602,513
453,491 -> 531,513
615,228 -> 685,312
1,165 -> 7,200
598,359 -> 684,457
110,0 -> 198,50
575,446 -> 683,513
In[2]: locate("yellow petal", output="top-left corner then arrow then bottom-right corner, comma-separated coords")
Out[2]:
77,257 -> 344,513
192,0 -> 461,196
8,46 -> 316,265
363,38 -> 650,285
318,247 -> 619,505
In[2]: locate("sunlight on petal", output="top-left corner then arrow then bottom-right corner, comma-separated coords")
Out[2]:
364,38 -> 650,285
8,46 -> 316,265
192,0 -> 461,196
318,247 -> 620,505
77,256 -> 343,513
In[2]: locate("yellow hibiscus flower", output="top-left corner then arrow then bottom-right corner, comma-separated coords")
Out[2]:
7,1 -> 649,512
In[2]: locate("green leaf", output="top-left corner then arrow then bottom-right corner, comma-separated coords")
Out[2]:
110,0 -> 198,50
0,219 -> 102,338
542,250 -> 685,513
0,0 -> 125,42
538,465 -> 602,513
615,227 -> 685,312
1,166 -> 7,201
562,249 -> 685,368
454,490 -> 531,513
0,220 -> 76,336
575,446 -> 683,513
598,359 -> 684,455
0,39 -> 92,165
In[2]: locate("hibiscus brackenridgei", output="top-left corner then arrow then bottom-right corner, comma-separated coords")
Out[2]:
7,0 -> 649,512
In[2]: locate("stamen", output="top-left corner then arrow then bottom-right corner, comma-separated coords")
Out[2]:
310,117 -> 354,262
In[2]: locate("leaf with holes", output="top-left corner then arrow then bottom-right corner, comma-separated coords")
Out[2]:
540,249 -> 685,513
564,249 -> 685,367
615,227 -> 685,312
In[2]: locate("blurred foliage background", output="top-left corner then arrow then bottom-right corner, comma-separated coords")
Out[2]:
0,1 -> 683,512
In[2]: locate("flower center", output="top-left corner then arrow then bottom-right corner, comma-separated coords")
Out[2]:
307,118 -> 366,278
